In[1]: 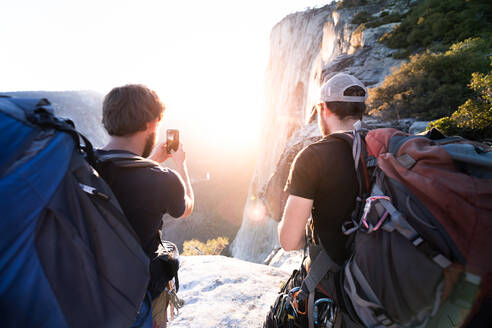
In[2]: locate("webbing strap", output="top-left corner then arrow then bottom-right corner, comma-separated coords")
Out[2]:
350,260 -> 382,308
344,259 -> 382,310
396,153 -> 416,170
97,152 -> 146,162
370,184 -> 419,240
299,249 -> 339,300
97,153 -> 158,168
345,259 -> 400,328
371,185 -> 452,269
24,105 -> 98,166
380,201 -> 417,240
375,313 -> 398,327
352,121 -> 365,174
307,291 -> 315,328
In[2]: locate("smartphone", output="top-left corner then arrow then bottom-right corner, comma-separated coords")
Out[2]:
166,129 -> 179,153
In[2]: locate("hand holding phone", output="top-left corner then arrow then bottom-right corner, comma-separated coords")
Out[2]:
166,129 -> 179,153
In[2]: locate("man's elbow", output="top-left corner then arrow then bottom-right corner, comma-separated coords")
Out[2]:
279,238 -> 302,251
179,198 -> 194,219
278,226 -> 301,251
280,239 -> 296,251
179,207 -> 192,218
277,195 -> 311,252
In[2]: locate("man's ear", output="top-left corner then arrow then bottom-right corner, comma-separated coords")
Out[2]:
322,103 -> 334,117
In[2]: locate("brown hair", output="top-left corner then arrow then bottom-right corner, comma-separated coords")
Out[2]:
324,85 -> 366,120
102,84 -> 165,136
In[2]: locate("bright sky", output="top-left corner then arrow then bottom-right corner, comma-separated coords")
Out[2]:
1,0 -> 331,151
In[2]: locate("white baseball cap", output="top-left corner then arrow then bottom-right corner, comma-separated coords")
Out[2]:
319,73 -> 368,103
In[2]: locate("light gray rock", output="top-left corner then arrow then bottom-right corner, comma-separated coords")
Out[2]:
409,121 -> 430,135
232,1 -> 414,263
266,249 -> 304,273
168,255 -> 290,328
231,4 -> 335,262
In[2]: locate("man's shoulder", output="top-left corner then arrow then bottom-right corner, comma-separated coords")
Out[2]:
95,149 -> 156,166
304,134 -> 351,155
313,134 -> 350,147
146,166 -> 182,184
300,135 -> 354,172
293,136 -> 347,166
95,149 -> 180,183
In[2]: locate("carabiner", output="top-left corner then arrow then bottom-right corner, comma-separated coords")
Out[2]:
313,298 -> 335,327
361,195 -> 391,231
289,288 -> 307,315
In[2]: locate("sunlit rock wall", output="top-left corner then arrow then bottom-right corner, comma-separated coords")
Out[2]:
232,0 -> 410,263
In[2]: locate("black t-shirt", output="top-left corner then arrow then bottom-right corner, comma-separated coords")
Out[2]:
285,136 -> 357,265
96,149 -> 186,257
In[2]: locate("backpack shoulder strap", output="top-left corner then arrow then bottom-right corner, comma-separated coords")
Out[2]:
298,246 -> 339,300
3,97 -> 98,166
297,241 -> 340,328
328,131 -> 353,146
328,122 -> 372,202
96,152 -> 159,169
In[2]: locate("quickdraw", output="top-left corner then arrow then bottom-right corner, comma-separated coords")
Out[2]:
288,287 -> 306,316
286,287 -> 338,327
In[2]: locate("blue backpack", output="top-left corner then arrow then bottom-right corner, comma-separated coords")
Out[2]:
0,96 -> 150,327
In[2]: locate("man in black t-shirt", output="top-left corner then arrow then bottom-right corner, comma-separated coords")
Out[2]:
278,73 -> 367,265
99,84 -> 194,257
97,84 -> 194,328
95,150 -> 188,256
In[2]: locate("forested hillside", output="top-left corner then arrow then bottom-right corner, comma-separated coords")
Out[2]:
365,0 -> 492,139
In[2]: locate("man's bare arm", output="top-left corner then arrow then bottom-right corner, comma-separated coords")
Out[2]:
172,143 -> 194,218
174,161 -> 194,218
278,195 -> 313,251
148,141 -> 194,218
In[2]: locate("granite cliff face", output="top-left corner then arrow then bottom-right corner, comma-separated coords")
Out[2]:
232,0 -> 414,262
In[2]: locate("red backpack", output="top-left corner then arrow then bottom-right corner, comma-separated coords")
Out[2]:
295,122 -> 492,328
336,123 -> 492,327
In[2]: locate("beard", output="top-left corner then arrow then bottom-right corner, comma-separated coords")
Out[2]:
318,113 -> 330,137
142,132 -> 156,158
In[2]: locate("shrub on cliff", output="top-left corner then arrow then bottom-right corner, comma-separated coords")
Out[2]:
337,0 -> 367,9
380,0 -> 492,54
365,13 -> 401,28
428,59 -> 492,140
367,38 -> 491,120
352,11 -> 401,28
351,11 -> 372,25
182,237 -> 229,256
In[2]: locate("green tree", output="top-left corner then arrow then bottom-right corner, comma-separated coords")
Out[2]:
337,0 -> 367,9
368,38 -> 491,120
429,58 -> 492,139
351,11 -> 372,25
380,0 -> 492,54
182,237 -> 229,256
